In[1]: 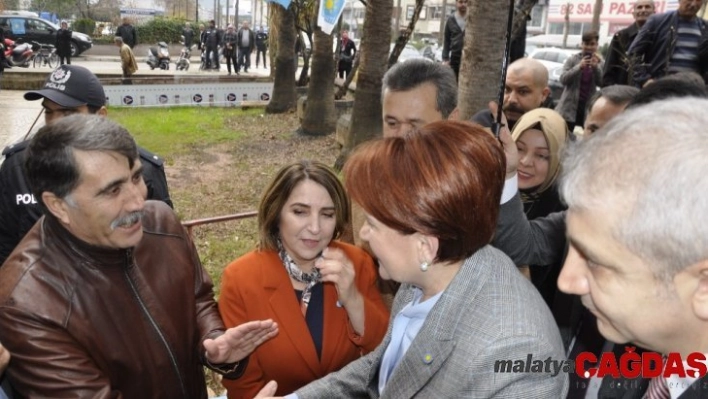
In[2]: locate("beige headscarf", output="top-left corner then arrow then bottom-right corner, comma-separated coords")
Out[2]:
511,108 -> 568,195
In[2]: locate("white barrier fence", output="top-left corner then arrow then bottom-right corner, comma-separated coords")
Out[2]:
103,82 -> 274,107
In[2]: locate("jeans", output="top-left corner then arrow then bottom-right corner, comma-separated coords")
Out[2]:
206,46 -> 219,70
238,47 -> 251,71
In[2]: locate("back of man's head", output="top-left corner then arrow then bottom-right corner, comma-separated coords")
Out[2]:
627,78 -> 707,109
587,85 -> 639,112
24,65 -> 105,111
382,59 -> 458,118
561,97 -> 708,275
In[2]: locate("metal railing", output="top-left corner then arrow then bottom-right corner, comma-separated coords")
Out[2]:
181,210 -> 258,238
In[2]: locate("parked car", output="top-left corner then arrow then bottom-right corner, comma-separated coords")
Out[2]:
0,14 -> 93,56
390,43 -> 427,64
529,47 -> 577,100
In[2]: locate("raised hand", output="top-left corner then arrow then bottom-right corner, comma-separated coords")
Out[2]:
204,319 -> 278,364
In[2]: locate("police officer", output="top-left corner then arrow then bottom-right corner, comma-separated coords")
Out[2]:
0,65 -> 173,265
255,26 -> 268,69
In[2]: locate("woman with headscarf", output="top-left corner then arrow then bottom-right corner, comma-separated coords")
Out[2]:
511,107 -> 569,305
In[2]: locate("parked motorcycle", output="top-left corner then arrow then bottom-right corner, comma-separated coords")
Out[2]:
146,42 -> 170,70
3,38 -> 39,68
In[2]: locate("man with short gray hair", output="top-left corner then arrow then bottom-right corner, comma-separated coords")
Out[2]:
558,97 -> 708,397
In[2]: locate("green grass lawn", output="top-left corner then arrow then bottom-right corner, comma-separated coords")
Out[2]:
108,107 -> 262,163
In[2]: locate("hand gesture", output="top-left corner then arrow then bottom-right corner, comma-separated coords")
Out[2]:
203,319 -> 278,364
488,101 -> 518,179
316,247 -> 360,308
254,380 -> 281,398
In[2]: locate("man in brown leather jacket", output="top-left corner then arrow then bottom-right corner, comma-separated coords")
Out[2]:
0,115 -> 278,398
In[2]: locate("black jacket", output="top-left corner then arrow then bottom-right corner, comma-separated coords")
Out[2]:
255,31 -> 268,50
628,10 -> 708,86
202,27 -> 221,48
116,23 -> 137,48
602,23 -> 640,87
442,14 -> 464,65
0,141 -> 173,265
339,39 -> 356,63
183,27 -> 195,48
55,28 -> 72,57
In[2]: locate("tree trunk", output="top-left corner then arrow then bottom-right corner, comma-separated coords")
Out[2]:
388,0 -> 424,68
300,28 -> 336,136
297,31 -> 313,86
591,0 -> 602,33
457,0 -> 512,119
266,4 -> 298,114
336,0 -> 392,167
438,0 -> 448,44
562,2 -> 570,48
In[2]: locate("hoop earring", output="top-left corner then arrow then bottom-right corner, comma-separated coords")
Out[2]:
420,261 -> 429,272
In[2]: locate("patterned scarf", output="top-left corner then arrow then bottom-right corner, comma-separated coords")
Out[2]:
278,240 -> 321,316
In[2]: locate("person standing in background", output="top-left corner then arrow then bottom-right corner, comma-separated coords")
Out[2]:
223,24 -> 239,76
255,27 -> 269,69
337,30 -> 356,79
55,20 -> 72,65
237,21 -> 255,73
183,21 -> 195,50
442,0 -> 467,80
116,36 -> 138,84
555,31 -> 603,131
115,17 -> 137,49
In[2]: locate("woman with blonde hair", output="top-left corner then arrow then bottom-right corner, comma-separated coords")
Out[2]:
511,107 -> 569,304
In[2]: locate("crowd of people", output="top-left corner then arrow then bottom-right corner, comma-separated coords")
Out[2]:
0,0 -> 707,398
197,19 -> 267,74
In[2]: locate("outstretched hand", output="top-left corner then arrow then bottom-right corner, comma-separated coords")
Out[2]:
488,101 -> 518,179
254,380 -> 281,398
204,319 -> 278,364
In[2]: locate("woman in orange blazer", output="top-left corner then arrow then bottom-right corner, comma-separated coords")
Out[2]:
219,160 -> 389,398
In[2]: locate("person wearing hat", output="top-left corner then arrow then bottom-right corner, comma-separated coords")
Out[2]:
0,64 -> 172,266
509,108 -> 568,305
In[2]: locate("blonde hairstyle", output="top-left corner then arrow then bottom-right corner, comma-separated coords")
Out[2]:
511,108 -> 568,194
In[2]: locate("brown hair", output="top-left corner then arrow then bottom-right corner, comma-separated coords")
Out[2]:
344,121 -> 505,263
258,160 -> 350,251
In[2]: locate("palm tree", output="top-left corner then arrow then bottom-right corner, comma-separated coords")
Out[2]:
266,3 -> 298,114
457,0 -> 513,119
337,0 -> 392,167
300,26 -> 337,136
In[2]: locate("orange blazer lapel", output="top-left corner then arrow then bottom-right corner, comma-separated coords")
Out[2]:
264,261 -> 322,376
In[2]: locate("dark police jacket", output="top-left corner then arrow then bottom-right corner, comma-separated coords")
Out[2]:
0,141 -> 173,265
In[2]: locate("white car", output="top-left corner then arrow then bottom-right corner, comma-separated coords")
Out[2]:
390,43 -> 427,63
528,47 -> 578,100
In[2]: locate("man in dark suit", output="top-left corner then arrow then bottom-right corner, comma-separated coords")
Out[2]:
558,97 -> 708,398
602,0 -> 655,86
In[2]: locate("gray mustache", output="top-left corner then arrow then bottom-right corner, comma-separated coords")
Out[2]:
110,211 -> 144,230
